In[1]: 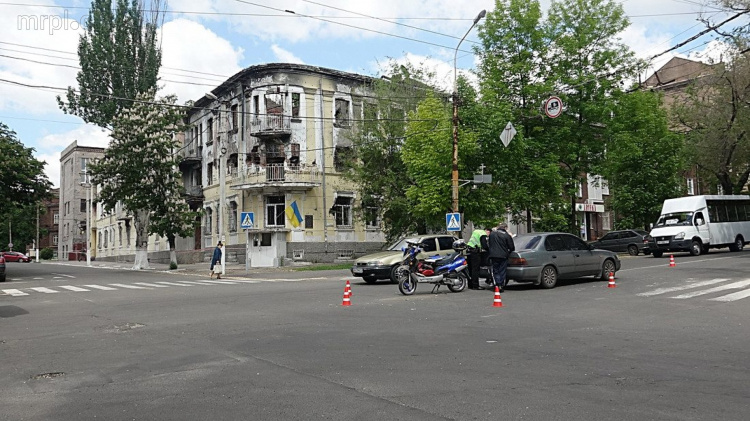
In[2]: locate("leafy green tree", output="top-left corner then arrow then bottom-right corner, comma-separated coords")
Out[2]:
88,92 -> 198,269
601,90 -> 686,230
0,122 -> 51,217
57,0 -> 163,128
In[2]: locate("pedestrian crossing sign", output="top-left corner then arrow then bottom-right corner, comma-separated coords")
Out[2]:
446,213 -> 461,232
240,212 -> 255,229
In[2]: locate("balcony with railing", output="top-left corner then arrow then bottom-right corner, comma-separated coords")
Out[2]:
250,114 -> 291,137
178,148 -> 202,170
231,163 -> 321,191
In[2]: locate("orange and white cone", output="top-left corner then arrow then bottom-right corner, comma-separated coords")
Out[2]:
669,255 -> 675,268
346,280 -> 352,297
493,286 -> 503,308
341,287 -> 351,306
608,272 -> 617,288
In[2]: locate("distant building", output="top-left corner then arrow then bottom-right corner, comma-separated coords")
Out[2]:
39,188 -> 59,257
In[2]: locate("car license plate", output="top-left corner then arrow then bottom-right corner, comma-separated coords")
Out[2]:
657,241 -> 669,245
353,267 -> 363,274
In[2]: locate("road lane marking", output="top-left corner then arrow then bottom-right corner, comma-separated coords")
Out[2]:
710,289 -> 750,302
133,282 -> 170,288
637,279 -> 729,296
109,283 -> 148,289
155,281 -> 193,287
59,285 -> 90,292
51,273 -> 76,278
199,280 -> 238,285
228,280 -> 261,284
177,280 -> 216,286
671,279 -> 750,299
30,287 -> 58,294
620,256 -> 736,272
2,289 -> 28,296
83,284 -> 116,290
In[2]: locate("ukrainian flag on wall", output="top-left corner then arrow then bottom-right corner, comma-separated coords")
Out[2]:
285,200 -> 303,228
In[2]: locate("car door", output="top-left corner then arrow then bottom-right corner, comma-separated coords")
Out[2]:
417,237 -> 439,259
436,236 -> 456,256
563,234 -> 600,276
619,231 -> 637,252
544,234 -> 577,278
596,232 -> 620,252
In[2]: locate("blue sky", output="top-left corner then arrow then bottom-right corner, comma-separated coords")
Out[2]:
0,0 -> 746,188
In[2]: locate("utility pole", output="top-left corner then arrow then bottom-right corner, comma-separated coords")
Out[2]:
35,205 -> 39,262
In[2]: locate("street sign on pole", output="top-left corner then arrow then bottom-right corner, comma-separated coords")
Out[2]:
500,122 -> 517,148
446,213 -> 461,232
544,96 -> 563,118
240,212 -> 255,229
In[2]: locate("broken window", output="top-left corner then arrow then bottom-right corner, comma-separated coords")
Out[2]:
248,146 -> 260,166
207,118 -> 214,144
289,143 -> 300,166
364,200 -> 380,229
266,195 -> 285,227
207,162 -> 214,185
332,196 -> 353,228
265,93 -> 283,115
334,98 -> 350,127
229,201 -> 238,233
291,93 -> 300,118
231,104 -> 238,131
334,146 -> 354,172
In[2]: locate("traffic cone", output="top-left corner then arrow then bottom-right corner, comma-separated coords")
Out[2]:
346,280 -> 352,297
492,286 -> 503,308
341,286 -> 351,306
608,272 -> 617,288
669,255 -> 675,268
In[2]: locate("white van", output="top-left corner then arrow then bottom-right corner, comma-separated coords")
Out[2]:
648,195 -> 750,257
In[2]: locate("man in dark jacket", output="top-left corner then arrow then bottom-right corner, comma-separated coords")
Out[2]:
488,223 -> 515,292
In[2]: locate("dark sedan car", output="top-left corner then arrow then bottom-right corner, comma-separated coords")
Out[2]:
589,229 -> 651,256
2,251 -> 32,263
0,254 -> 6,282
506,233 -> 621,289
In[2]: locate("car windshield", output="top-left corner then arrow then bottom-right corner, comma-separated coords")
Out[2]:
655,212 -> 694,227
513,234 -> 542,250
388,237 -> 419,251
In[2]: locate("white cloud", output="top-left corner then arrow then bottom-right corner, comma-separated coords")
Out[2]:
34,124 -> 111,188
271,44 -> 304,64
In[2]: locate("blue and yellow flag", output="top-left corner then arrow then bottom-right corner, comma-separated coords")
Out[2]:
285,200 -> 303,228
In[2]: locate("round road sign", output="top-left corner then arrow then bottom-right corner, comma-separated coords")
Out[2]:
544,96 -> 563,118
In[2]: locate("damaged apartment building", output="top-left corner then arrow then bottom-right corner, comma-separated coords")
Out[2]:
180,63 -> 386,266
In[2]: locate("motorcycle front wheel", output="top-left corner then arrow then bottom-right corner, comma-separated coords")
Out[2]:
397,266 -> 417,295
448,272 -> 468,292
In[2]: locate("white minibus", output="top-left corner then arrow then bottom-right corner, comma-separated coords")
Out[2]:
648,195 -> 750,257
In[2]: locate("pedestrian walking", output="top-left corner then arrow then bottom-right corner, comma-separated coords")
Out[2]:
488,222 -> 515,292
466,228 -> 490,290
210,241 -> 223,279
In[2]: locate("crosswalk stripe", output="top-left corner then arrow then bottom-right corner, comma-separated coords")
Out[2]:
710,288 -> 750,302
199,280 -> 238,285
83,284 -> 117,290
155,281 -> 193,287
637,279 -> 729,296
671,279 -> 750,299
109,283 -> 148,289
30,287 -> 58,294
59,285 -> 90,292
177,280 -> 216,286
133,282 -> 170,288
231,280 -> 261,284
2,289 -> 28,296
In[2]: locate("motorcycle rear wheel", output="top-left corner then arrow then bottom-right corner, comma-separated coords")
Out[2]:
397,267 -> 417,295
447,272 -> 468,292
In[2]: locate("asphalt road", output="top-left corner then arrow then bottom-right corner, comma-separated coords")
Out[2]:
2,250 -> 749,420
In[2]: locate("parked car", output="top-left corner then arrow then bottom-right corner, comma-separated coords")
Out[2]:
351,234 -> 457,284
2,251 -> 32,263
589,229 -> 651,256
507,233 -> 621,289
0,254 -> 5,282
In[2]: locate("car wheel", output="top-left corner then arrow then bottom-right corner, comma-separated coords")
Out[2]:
363,275 -> 378,284
627,245 -> 639,256
389,264 -> 404,284
652,251 -> 663,258
540,265 -> 557,289
448,272 -> 468,292
729,236 -> 744,252
600,259 -> 617,281
690,240 -> 702,256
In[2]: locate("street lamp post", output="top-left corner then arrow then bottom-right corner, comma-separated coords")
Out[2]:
80,169 -> 92,267
452,9 -> 486,213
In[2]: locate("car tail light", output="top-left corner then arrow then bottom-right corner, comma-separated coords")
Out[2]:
509,257 -> 527,266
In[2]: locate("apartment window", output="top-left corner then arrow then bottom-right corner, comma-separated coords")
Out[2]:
80,199 -> 86,212
291,93 -> 300,118
207,118 -> 214,144
229,201 -> 238,233
207,163 -> 214,185
204,208 -> 213,234
231,104 -> 238,131
52,234 -> 58,245
80,157 -> 89,183
365,204 -> 380,229
215,205 -> 220,234
265,93 -> 283,115
334,98 -> 350,127
332,196 -> 353,228
53,213 -> 59,224
602,212 -> 612,231
334,146 -> 354,172
266,195 -> 285,227
253,95 -> 259,115
687,178 -> 695,195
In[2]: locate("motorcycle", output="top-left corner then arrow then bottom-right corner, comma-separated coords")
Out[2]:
396,239 -> 469,295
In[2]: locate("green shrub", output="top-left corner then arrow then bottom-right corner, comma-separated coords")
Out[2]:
169,261 -> 178,270
40,247 -> 54,260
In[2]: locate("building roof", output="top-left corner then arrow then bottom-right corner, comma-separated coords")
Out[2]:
642,57 -> 714,90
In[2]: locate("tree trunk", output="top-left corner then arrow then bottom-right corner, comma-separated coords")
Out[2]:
168,234 -> 177,268
132,209 -> 150,270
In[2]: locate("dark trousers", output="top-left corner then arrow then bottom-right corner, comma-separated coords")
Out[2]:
491,257 -> 508,288
467,252 -> 481,287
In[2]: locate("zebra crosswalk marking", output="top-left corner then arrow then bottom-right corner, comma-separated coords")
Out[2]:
2,289 -> 28,296
155,281 -> 193,287
134,282 -> 170,288
637,279 -> 729,297
710,288 -> 750,302
199,280 -> 238,285
671,279 -> 750,299
109,283 -> 148,289
59,285 -> 89,292
177,280 -> 216,286
84,285 -> 116,290
30,287 -> 58,294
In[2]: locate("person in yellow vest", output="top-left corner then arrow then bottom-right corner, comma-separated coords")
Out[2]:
466,228 -> 490,290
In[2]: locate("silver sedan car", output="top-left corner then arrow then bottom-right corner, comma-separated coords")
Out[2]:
507,233 -> 621,289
